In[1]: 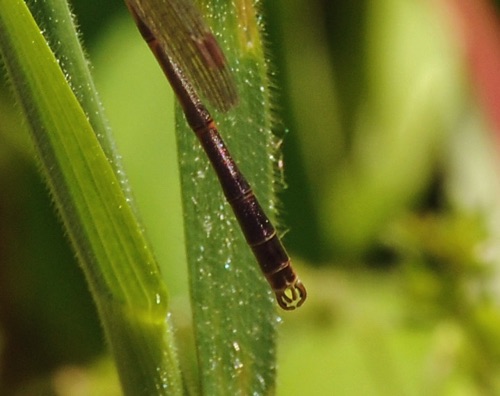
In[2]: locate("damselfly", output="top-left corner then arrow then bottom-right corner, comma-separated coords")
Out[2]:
125,0 -> 306,310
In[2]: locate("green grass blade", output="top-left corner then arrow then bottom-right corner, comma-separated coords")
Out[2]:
25,0 -> 133,200
0,1 -> 182,394
175,0 -> 279,393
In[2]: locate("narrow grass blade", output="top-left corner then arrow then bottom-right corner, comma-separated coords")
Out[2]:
173,0 -> 280,393
0,1 -> 182,394
25,0 -> 134,202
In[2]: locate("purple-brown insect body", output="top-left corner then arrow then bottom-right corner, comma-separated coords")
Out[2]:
126,2 -> 307,310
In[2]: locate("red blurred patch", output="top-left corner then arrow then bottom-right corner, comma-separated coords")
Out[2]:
446,0 -> 500,135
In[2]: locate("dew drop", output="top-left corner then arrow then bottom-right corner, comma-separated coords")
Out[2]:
233,358 -> 244,370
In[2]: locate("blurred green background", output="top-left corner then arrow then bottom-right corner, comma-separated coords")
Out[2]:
2,0 -> 500,394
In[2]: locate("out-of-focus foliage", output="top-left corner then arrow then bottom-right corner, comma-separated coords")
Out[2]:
1,0 -> 500,395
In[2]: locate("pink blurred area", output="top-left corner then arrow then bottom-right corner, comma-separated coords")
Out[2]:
445,0 -> 500,134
